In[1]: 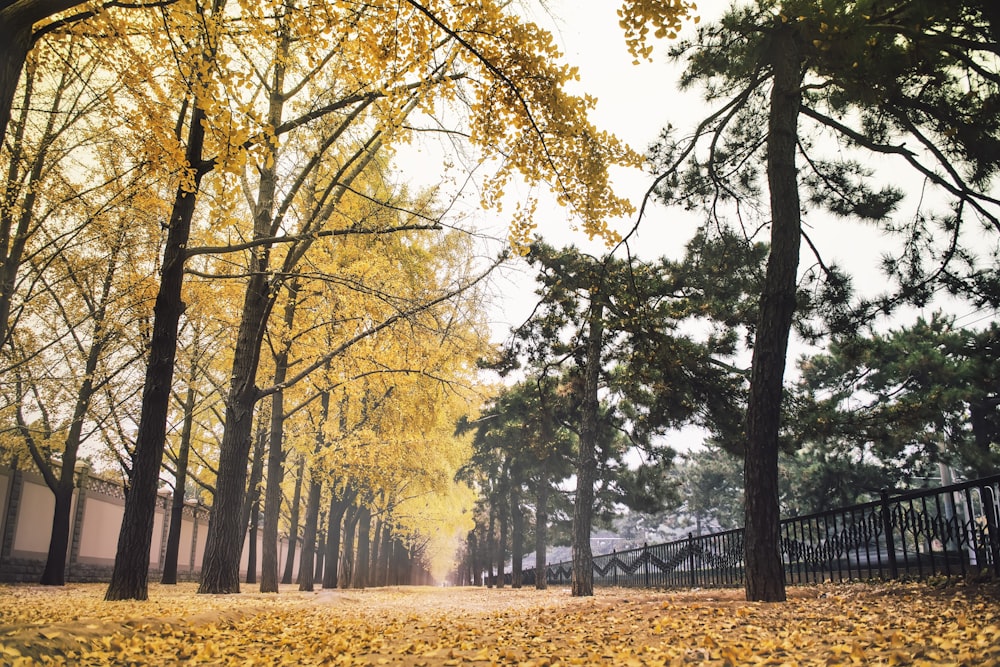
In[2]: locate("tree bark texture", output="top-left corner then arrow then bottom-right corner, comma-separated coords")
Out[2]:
743,22 -> 803,604
571,297 -> 603,597
297,472 -> 323,591
485,506 -> 495,587
313,528 -> 325,583
260,389 -> 286,593
339,505 -> 358,588
322,489 -> 351,589
375,517 -> 392,587
161,383 -> 197,585
534,480 -> 549,590
281,457 -> 304,586
0,1 -> 88,155
510,489 -> 523,589
352,504 -> 371,589
245,497 -> 260,585
197,26 -> 285,594
105,101 -> 208,602
495,501 -> 507,589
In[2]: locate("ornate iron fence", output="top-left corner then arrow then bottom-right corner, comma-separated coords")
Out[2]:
523,474 -> 1000,589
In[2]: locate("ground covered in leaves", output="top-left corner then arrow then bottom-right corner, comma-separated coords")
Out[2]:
0,580 -> 998,665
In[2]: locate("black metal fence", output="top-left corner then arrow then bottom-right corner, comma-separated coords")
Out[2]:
520,474 -> 1000,589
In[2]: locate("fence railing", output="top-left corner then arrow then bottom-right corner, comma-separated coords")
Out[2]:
519,473 -> 1000,589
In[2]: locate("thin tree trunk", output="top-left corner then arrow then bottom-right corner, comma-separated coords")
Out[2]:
743,22 -> 803,604
197,23 -> 289,596
534,480 -> 549,590
572,294 -> 603,597
240,419 -> 268,556
105,88 -> 212,601
245,496 -> 260,584
375,517 -> 392,587
38,226 -> 123,586
162,383 -> 197,584
496,500 -> 508,589
339,504 -> 359,588
571,297 -> 603,596
282,456 -> 305,585
370,517 -> 383,586
352,504 -> 371,589
260,280 -> 300,593
510,487 -> 523,589
322,488 -> 352,589
260,389 -> 287,593
297,471 -> 323,591
38,339 -> 104,585
313,527 -> 325,583
468,530 -> 480,586
485,505 -> 495,588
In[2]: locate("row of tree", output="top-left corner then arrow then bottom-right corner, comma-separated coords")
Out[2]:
458,0 -> 999,602
2,0 -> 998,605
0,0 -> 660,600
454,248 -> 998,594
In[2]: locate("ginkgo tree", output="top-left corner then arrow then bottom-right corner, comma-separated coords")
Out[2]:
92,0 -> 646,601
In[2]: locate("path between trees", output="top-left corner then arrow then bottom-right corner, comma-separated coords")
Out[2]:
0,582 -> 998,665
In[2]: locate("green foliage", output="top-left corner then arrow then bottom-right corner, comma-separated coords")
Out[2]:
789,313 -> 1000,479
652,0 -> 1000,331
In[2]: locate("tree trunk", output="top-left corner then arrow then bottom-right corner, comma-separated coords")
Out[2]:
245,496 -> 260,584
297,471 -> 323,591
468,530 -> 480,586
313,527 -> 325,583
743,22 -> 803,604
391,539 -> 408,586
38,230 -> 120,586
485,505 -> 495,587
281,456 -> 305,585
240,419 -> 268,556
161,383 -> 197,585
495,500 -> 508,589
352,504 -> 372,589
259,280 -> 299,593
0,1 -> 89,178
370,518 -> 383,584
105,97 -> 209,601
510,488 -> 523,589
339,504 -> 359,588
322,489 -> 351,589
260,389 -> 287,593
197,24 -> 288,596
572,296 -> 603,597
39,481 -> 73,585
375,517 -> 392,587
534,479 -> 549,590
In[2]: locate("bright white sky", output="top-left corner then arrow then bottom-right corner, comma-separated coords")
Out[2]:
488,1 -> 997,341
398,2 -> 996,415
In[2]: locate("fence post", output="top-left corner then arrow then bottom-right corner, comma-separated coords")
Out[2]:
688,532 -> 697,588
980,484 -> 1000,577
642,543 -> 650,588
880,489 -> 899,580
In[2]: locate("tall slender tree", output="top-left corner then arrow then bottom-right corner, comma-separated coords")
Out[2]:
644,0 -> 999,600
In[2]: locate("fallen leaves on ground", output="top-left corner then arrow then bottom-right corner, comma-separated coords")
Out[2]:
0,581 -> 998,665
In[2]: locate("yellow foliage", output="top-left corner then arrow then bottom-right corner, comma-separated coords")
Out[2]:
618,0 -> 700,62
